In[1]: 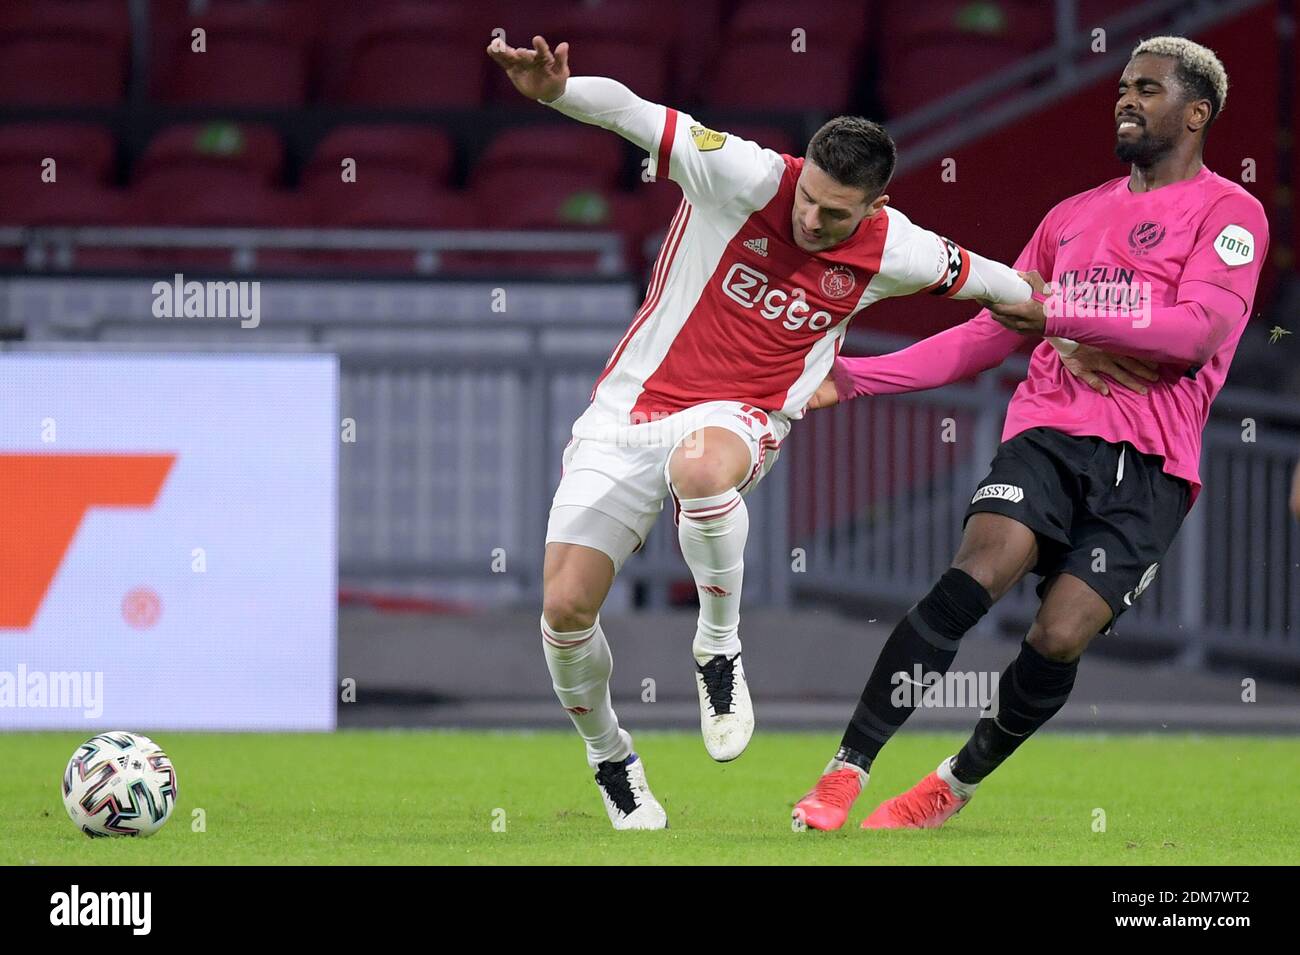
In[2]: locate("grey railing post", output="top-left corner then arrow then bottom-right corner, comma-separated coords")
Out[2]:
526,323 -> 551,604
1054,0 -> 1079,84
766,440 -> 792,608
1176,454 -> 1210,668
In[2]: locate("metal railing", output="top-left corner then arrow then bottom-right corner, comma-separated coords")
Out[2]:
0,226 -> 627,276
789,352 -> 1300,667
9,322 -> 1297,666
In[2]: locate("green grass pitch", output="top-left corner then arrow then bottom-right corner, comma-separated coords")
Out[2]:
5,730 -> 1296,865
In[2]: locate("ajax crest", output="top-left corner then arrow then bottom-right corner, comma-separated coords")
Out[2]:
820,264 -> 856,300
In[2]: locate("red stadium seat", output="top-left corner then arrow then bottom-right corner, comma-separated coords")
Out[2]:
114,182 -> 304,271
726,123 -> 800,158
551,0 -> 665,42
307,125 -> 455,189
338,2 -> 486,106
705,0 -> 868,113
130,182 -> 303,227
488,1 -> 672,102
498,38 -> 668,103
707,39 -> 859,111
727,0 -> 867,50
0,123 -> 116,185
670,0 -> 725,101
879,40 -> 1041,116
468,155 -> 637,274
473,171 -> 617,228
293,180 -> 478,274
318,0 -> 499,100
0,179 -> 128,226
0,0 -> 129,105
0,179 -> 137,269
876,0 -> 1051,116
305,175 -> 475,229
151,1 -> 312,106
474,126 -> 625,192
876,0 -> 1054,50
490,186 -> 631,231
482,0 -> 580,50
134,122 -> 284,195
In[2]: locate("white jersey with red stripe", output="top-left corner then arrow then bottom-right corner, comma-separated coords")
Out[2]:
540,78 -> 1027,446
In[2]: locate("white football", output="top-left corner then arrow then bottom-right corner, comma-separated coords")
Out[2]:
62,732 -> 179,837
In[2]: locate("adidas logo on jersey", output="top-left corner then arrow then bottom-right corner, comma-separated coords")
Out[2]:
743,237 -> 769,257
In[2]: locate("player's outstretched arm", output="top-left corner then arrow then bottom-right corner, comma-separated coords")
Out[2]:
487,34 -> 661,157
944,248 -> 1034,306
826,312 -> 1022,403
487,34 -> 771,210
985,284 -> 1239,367
882,214 -> 1035,308
487,35 -> 570,104
814,311 -> 1158,408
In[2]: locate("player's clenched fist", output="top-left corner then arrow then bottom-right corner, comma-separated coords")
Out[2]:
486,34 -> 570,103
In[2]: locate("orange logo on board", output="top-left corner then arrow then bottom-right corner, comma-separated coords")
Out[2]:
0,453 -> 175,629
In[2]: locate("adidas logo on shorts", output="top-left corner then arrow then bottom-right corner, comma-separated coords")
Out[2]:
971,483 -> 1025,504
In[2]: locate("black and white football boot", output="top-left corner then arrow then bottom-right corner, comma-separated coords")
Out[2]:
593,752 -> 668,830
694,652 -> 754,761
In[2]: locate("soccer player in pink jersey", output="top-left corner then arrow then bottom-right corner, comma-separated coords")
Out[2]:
485,33 -> 1154,830
792,37 -> 1270,832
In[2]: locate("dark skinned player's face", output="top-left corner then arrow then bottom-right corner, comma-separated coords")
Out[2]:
1114,53 -> 1208,167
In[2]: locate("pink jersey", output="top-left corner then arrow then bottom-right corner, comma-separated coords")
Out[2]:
833,165 -> 1270,501
539,78 -> 1031,444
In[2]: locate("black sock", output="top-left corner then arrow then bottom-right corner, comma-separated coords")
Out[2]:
951,639 -> 1079,785
839,568 -> 993,771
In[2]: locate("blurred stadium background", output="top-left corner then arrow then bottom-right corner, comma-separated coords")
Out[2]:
1,0 -> 1297,738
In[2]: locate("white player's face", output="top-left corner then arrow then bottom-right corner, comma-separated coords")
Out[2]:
792,162 -> 887,253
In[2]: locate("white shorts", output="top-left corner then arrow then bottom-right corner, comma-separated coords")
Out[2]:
544,400 -> 791,572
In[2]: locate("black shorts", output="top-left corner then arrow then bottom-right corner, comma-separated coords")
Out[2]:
964,427 -> 1191,625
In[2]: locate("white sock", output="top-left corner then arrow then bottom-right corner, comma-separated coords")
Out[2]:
937,755 -> 979,800
824,753 -> 870,785
675,487 -> 747,663
541,614 -> 630,769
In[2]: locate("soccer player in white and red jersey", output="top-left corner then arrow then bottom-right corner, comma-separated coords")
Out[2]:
486,34 -> 1138,830
792,37 -> 1270,832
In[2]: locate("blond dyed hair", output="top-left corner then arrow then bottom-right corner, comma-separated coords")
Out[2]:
1131,36 -> 1229,122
